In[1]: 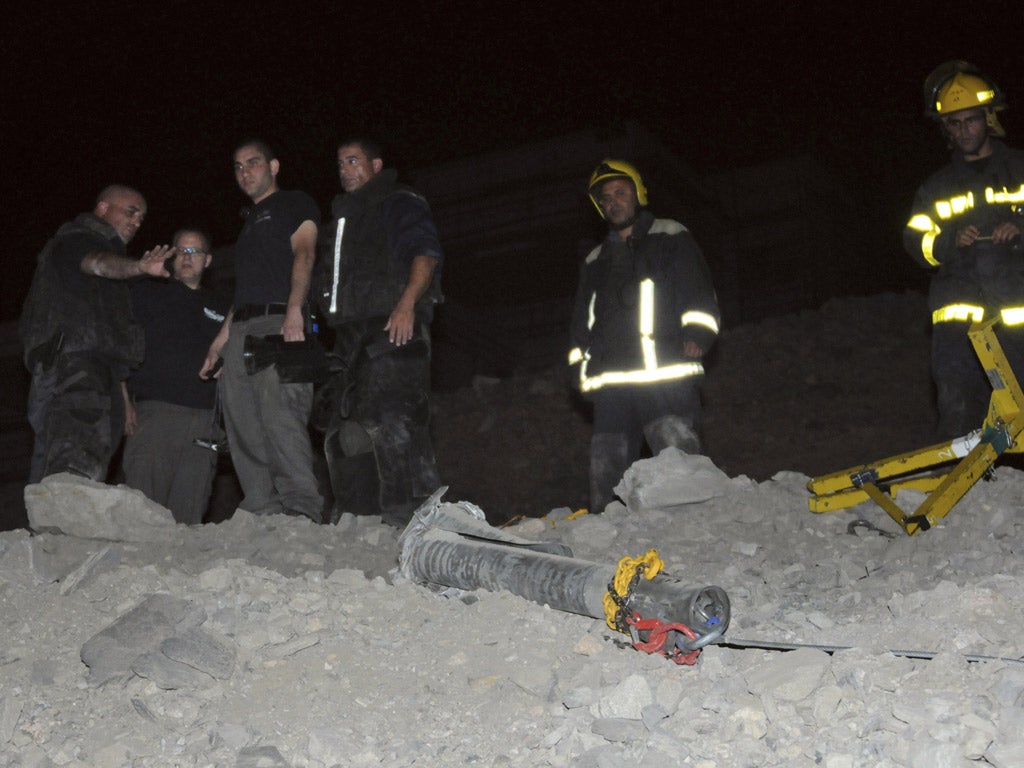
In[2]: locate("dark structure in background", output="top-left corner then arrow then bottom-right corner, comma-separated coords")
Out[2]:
412,122 -> 861,386
0,123 -> 866,527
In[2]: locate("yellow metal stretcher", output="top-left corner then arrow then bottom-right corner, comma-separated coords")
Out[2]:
808,318 -> 1024,535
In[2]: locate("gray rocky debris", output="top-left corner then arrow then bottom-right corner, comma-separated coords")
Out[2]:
131,649 -> 217,690
4,294 -> 1024,768
80,593 -> 207,685
616,448 -> 732,511
160,626 -> 236,679
25,473 -> 177,542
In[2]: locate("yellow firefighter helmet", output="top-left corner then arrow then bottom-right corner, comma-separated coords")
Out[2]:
588,159 -> 648,218
923,61 -> 1007,136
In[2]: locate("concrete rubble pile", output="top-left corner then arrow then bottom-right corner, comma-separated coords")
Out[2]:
1,451 -> 1023,767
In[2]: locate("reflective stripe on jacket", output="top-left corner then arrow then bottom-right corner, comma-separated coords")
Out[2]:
569,210 -> 719,393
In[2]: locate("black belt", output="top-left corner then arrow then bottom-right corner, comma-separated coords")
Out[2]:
234,303 -> 288,322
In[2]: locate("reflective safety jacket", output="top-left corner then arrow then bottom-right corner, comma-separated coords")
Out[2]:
317,169 -> 443,328
568,210 -> 720,394
903,138 -> 1024,326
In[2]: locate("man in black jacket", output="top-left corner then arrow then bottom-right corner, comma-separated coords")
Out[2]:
570,160 -> 720,512
317,138 -> 444,526
20,185 -> 174,483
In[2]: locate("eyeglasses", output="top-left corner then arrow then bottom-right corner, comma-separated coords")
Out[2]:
176,247 -> 208,257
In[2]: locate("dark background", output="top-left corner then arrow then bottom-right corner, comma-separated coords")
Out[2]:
2,0 -> 1019,321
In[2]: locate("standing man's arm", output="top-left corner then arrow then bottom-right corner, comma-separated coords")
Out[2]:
283,220 -> 318,342
386,254 -> 438,346
81,245 -> 175,279
200,310 -> 233,379
381,194 -> 443,346
673,232 -> 720,360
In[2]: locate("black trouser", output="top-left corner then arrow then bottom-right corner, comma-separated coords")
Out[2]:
27,352 -> 126,483
932,319 -> 1024,439
324,325 -> 440,523
589,378 -> 703,512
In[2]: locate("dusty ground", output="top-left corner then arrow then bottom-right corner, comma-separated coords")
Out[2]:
4,290 -> 1024,768
431,290 -> 937,522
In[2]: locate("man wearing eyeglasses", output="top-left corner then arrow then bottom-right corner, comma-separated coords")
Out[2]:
904,61 -> 1024,438
121,229 -> 230,524
200,139 -> 324,523
19,185 -> 175,484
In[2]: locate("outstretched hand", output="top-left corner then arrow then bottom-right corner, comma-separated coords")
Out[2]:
139,245 -> 175,277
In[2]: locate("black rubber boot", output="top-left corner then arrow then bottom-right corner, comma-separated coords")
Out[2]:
589,432 -> 631,513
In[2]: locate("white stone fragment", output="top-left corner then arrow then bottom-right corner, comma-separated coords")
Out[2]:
616,449 -> 731,511
745,647 -> 831,702
25,473 -> 177,542
595,674 -> 654,720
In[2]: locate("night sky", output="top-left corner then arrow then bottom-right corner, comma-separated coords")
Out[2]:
3,0 -> 1020,322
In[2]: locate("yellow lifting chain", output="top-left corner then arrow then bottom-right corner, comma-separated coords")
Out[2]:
603,549 -> 664,632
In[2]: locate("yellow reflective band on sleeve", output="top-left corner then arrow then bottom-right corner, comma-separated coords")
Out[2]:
932,304 -> 985,324
907,214 -> 936,232
580,361 -> 705,392
906,214 -> 942,266
986,185 -> 1024,204
681,310 -> 720,334
586,292 -> 596,331
568,347 -> 583,365
921,231 -> 940,266
1000,307 -> 1024,326
934,192 -> 974,220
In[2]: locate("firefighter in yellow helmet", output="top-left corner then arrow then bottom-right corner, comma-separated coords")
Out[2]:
569,159 -> 720,513
903,61 -> 1024,438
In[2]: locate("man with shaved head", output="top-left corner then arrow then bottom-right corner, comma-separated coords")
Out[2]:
19,184 -> 174,483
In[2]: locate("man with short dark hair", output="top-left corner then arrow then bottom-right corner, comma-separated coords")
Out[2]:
20,185 -> 174,483
316,138 -> 444,526
122,229 -> 230,524
201,140 -> 323,522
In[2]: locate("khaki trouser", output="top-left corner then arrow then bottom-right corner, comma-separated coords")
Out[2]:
220,315 -> 323,521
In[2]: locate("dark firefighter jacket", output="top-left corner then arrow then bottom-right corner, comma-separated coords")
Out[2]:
19,213 -> 143,370
569,210 -> 720,394
317,168 -> 443,328
904,138 -> 1024,323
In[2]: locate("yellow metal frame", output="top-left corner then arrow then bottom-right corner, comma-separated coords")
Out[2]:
808,318 -> 1024,535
